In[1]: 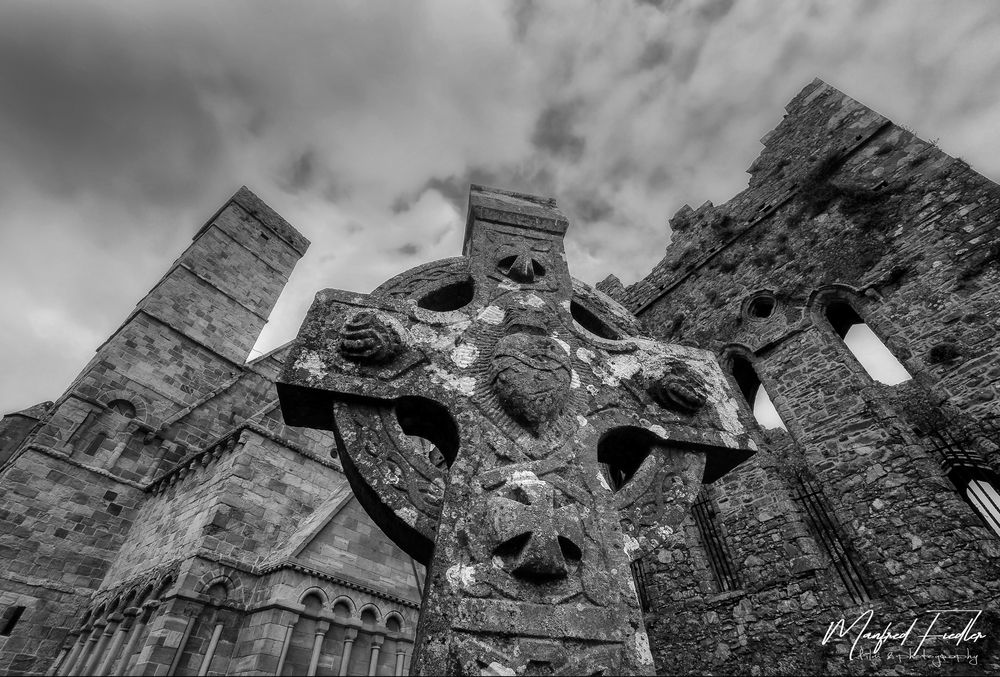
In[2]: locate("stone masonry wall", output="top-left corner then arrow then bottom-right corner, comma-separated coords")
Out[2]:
0,405 -> 47,466
627,80 -> 1000,675
0,448 -> 145,674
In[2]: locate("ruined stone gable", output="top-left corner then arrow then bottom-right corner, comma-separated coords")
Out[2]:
614,79 -> 1000,675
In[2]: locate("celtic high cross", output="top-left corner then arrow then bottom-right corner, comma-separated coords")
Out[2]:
278,186 -> 755,675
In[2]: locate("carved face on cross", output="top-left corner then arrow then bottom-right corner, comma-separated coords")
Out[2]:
278,186 -> 755,676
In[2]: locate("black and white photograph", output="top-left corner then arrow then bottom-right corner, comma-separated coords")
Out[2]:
1,1 -> 999,674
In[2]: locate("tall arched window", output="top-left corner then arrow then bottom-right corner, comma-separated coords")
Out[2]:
691,488 -> 741,592
324,601 -> 352,676
925,428 -> 1000,539
824,300 -> 911,385
347,608 -> 378,675
731,355 -> 786,430
175,583 -> 233,676
282,594 -> 324,676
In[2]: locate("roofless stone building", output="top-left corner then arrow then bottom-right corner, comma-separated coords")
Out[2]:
2,79 -> 999,675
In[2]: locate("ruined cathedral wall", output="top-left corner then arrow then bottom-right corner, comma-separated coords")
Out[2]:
626,80 -> 1000,674
631,79 -> 1000,427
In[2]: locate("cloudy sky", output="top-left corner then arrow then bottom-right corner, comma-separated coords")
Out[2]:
2,0 -> 1000,414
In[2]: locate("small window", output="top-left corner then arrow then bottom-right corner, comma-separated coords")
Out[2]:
825,301 -> 911,385
745,293 -> 776,319
107,399 -> 136,419
791,476 -> 873,605
0,606 -> 25,636
631,559 -> 652,611
967,479 -> 1000,538
731,356 -> 787,430
205,583 -> 228,603
692,489 -> 741,592
83,432 -> 109,456
928,429 -> 1000,539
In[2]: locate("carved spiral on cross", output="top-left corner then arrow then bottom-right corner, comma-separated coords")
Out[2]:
337,311 -> 403,364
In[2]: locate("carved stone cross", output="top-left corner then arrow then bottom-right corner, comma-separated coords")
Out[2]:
278,186 -> 755,676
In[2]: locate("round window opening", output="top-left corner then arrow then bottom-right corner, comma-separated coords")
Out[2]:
747,295 -> 776,320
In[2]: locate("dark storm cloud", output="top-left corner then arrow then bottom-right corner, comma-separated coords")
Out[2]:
3,0 -> 1000,414
280,151 -> 319,194
697,0 -> 735,22
531,100 -> 586,160
0,3 -> 226,211
636,42 -> 673,72
507,0 -> 540,42
564,190 -> 615,224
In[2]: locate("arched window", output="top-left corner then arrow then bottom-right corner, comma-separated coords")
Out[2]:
790,473 -> 873,604
324,601 -> 352,675
379,614 -> 405,675
0,605 -> 25,636
691,488 -> 741,592
171,581 -> 237,676
107,399 -> 136,419
967,479 -> 1000,537
72,398 -> 137,458
824,300 -> 911,385
925,428 -> 1000,539
282,594 -> 324,676
730,355 -> 787,430
347,608 -> 379,675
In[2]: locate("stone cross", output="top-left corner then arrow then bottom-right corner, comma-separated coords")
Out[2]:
278,186 -> 755,676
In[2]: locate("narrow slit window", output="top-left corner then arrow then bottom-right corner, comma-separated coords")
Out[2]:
967,480 -> 1000,538
732,356 -> 787,430
630,559 -> 652,612
826,301 -> 911,385
83,432 -> 109,456
0,606 -> 25,636
692,489 -> 741,592
791,476 -> 873,605
928,428 -> 1000,539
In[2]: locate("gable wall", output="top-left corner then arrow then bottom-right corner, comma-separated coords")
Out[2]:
629,79 -> 1000,675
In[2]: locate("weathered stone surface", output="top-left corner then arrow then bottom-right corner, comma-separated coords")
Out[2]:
9,77 -> 1000,676
279,185 -> 755,675
0,188 -> 422,676
626,79 -> 1000,676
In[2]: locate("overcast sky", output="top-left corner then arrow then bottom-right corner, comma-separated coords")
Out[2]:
2,0 -> 1000,415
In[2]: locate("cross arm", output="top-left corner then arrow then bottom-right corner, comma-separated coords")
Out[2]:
277,287 -> 472,431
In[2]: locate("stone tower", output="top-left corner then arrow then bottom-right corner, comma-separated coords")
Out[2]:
0,188 -> 422,676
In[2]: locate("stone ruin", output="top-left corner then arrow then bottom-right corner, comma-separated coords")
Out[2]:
5,79 -> 1000,676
